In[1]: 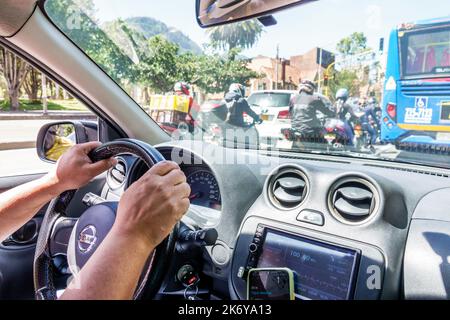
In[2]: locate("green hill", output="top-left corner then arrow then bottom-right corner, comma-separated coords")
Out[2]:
121,17 -> 202,55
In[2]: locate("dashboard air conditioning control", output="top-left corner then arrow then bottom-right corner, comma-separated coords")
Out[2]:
267,168 -> 309,210
329,177 -> 379,224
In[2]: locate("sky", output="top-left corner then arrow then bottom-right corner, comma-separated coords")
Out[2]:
91,0 -> 450,59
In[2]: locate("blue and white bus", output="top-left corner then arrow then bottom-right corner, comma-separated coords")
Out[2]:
381,16 -> 450,149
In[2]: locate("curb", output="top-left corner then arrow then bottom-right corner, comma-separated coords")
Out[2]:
0,141 -> 36,151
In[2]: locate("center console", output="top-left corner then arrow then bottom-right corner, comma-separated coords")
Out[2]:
231,217 -> 385,300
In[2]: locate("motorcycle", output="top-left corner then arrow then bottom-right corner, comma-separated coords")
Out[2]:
221,119 -> 260,149
280,117 -> 350,152
353,111 -> 378,153
197,100 -> 228,143
198,99 -> 262,148
322,118 -> 351,151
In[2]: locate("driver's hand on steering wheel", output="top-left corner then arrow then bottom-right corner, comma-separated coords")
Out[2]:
47,141 -> 118,195
114,161 -> 191,250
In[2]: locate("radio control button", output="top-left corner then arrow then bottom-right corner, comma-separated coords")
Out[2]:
248,256 -> 257,267
249,243 -> 258,253
297,210 -> 324,226
237,266 -> 246,278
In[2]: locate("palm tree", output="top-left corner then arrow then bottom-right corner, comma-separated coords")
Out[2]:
207,19 -> 263,51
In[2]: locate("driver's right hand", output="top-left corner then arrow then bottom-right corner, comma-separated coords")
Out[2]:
113,161 -> 191,249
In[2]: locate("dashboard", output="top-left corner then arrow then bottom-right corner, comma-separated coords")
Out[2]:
101,140 -> 450,300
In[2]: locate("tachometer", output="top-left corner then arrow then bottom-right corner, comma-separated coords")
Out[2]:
187,170 -> 221,210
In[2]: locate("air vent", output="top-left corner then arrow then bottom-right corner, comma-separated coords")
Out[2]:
109,159 -> 127,187
329,178 -> 379,224
268,168 -> 309,210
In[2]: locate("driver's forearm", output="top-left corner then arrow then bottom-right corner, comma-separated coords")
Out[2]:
0,174 -> 63,242
60,226 -> 154,300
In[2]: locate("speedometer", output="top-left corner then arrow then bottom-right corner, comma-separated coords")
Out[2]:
187,170 -> 221,210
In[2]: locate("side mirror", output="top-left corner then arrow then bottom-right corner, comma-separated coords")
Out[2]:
36,121 -> 98,163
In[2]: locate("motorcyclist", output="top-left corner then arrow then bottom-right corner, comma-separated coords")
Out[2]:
174,81 -> 200,132
335,88 -> 358,145
289,79 -> 335,141
360,97 -> 380,145
224,83 -> 262,127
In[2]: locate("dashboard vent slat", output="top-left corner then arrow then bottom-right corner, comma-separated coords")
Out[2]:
273,185 -> 303,204
334,197 -> 371,217
109,159 -> 127,186
278,176 -> 305,190
337,186 -> 373,202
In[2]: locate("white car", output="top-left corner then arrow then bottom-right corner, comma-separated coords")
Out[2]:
246,90 -> 297,147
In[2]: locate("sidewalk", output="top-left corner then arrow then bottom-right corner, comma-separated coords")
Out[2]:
0,110 -> 96,121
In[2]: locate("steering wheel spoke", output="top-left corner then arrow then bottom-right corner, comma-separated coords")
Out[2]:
49,217 -> 78,258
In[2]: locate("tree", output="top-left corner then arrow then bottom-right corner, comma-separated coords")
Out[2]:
23,68 -> 41,102
328,69 -> 360,101
137,36 -> 180,94
207,19 -> 263,52
176,52 -> 202,86
332,32 -> 374,99
0,47 -> 29,111
336,32 -> 368,57
45,0 -> 135,83
194,49 -> 260,95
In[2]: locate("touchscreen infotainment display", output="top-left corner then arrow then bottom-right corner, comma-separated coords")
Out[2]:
257,229 -> 359,300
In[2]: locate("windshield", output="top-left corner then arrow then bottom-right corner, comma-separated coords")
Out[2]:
401,24 -> 450,78
44,0 -> 450,169
247,93 -> 292,108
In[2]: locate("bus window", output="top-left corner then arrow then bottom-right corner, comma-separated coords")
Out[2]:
402,26 -> 450,77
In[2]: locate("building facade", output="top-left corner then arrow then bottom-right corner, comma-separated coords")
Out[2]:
248,47 -> 333,93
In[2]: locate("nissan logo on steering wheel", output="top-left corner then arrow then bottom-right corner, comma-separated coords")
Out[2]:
78,225 -> 98,254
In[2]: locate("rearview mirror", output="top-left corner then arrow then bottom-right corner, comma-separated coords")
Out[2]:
36,121 -> 98,163
196,0 -> 316,28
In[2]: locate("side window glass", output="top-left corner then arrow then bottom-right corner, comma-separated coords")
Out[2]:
0,44 -> 96,177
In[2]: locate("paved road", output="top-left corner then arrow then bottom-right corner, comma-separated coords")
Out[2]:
0,119 -> 62,144
0,120 -> 56,177
0,148 -> 54,177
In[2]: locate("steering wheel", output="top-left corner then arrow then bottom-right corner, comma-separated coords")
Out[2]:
33,139 -> 177,300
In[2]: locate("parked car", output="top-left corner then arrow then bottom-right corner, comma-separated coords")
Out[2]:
246,90 -> 297,147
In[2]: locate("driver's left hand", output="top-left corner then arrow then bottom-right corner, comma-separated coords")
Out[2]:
48,141 -> 118,194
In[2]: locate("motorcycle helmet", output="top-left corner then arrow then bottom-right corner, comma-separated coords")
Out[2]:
229,83 -> 245,97
336,88 -> 349,102
174,81 -> 191,95
368,97 -> 377,105
299,79 -> 316,94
